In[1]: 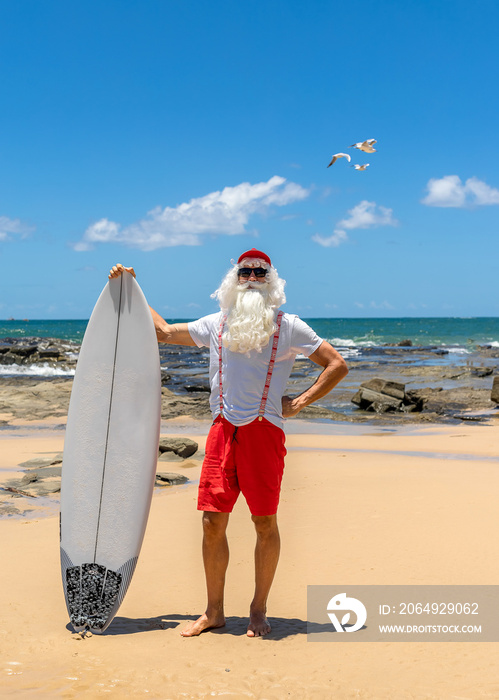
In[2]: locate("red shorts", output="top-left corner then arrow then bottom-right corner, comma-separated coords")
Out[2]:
198,416 -> 287,516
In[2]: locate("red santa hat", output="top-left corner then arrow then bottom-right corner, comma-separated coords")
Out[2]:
237,248 -> 272,267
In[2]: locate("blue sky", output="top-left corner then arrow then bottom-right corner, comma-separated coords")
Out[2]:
1,0 -> 498,319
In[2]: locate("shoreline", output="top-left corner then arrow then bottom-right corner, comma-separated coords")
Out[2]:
2,413 -> 498,522
2,418 -> 499,698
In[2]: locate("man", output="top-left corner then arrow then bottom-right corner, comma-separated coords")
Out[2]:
109,248 -> 348,637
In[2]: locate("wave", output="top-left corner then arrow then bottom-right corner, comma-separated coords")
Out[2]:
0,363 -> 75,378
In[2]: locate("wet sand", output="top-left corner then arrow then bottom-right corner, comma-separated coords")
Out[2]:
2,419 -> 499,699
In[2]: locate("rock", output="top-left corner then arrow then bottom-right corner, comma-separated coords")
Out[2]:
396,339 -> 413,347
158,452 -> 184,463
360,378 -> 405,400
7,471 -> 61,496
21,473 -> 38,485
27,480 -> 61,496
367,401 -> 392,414
30,466 -> 62,479
184,384 -> 211,393
404,391 -> 427,412
469,367 -> 493,378
38,347 -> 61,359
0,337 -> 80,369
352,377 -> 424,413
0,502 -> 21,515
354,387 -> 402,410
19,454 -> 63,468
492,377 -> 499,404
350,390 -> 363,407
10,343 -> 38,357
155,472 -> 189,486
158,437 -> 198,458
400,403 -> 417,413
454,414 -> 487,422
160,387 -> 212,420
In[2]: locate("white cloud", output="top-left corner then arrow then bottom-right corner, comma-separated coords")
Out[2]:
369,300 -> 394,310
421,175 -> 499,208
337,200 -> 398,231
0,216 -> 34,241
312,229 -> 348,248
312,200 -> 398,248
74,176 -> 309,251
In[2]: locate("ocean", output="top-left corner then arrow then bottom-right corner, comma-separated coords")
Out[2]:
1,317 -> 499,381
1,315 -> 498,426
1,316 -> 499,347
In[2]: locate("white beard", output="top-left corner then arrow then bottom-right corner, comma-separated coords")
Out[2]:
223,283 -> 276,354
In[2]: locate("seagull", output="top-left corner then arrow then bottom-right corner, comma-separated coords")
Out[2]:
351,163 -> 370,171
349,139 -> 377,153
327,152 -> 351,167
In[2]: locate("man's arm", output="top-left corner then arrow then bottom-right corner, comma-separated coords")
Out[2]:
148,306 -> 196,346
281,340 -> 348,418
108,263 -> 197,346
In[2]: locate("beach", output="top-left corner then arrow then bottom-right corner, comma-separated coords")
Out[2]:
2,415 -> 499,699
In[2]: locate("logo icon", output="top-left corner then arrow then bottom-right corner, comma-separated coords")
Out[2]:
327,592 -> 367,633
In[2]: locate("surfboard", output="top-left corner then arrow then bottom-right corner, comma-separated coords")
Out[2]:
60,273 -> 161,634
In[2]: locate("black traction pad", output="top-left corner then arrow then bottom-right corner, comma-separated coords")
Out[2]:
66,563 -> 122,630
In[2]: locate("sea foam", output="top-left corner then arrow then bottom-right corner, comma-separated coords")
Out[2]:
0,363 -> 75,378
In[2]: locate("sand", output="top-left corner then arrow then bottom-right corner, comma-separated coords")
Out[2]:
1,419 -> 499,699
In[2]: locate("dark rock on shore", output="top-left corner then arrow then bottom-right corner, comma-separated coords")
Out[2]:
0,501 -> 22,515
0,378 -> 73,421
155,472 -> 189,486
492,377 -> 499,404
158,437 -> 198,458
6,457 -> 63,497
0,337 -> 79,370
0,378 -> 213,423
351,378 -> 423,414
160,387 -> 212,420
1,440 -> 198,516
1,338 -> 498,430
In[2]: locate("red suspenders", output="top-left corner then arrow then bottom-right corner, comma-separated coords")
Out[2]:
218,311 -> 283,420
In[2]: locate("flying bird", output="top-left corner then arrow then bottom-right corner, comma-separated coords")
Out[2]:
327,153 -> 351,167
349,139 -> 377,153
351,163 -> 370,171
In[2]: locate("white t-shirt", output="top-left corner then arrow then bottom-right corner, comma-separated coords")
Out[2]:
188,311 -> 323,429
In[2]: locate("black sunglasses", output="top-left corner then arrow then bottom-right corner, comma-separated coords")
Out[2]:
237,267 -> 268,278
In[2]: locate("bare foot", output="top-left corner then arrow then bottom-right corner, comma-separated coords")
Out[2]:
180,613 -> 226,637
247,610 -> 271,637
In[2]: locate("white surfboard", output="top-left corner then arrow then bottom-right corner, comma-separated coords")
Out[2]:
60,274 -> 161,634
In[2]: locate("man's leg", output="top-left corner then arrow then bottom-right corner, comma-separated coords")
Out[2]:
180,511 -> 230,637
247,513 -> 280,637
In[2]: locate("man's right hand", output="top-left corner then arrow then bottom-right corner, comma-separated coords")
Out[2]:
109,263 -> 136,280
